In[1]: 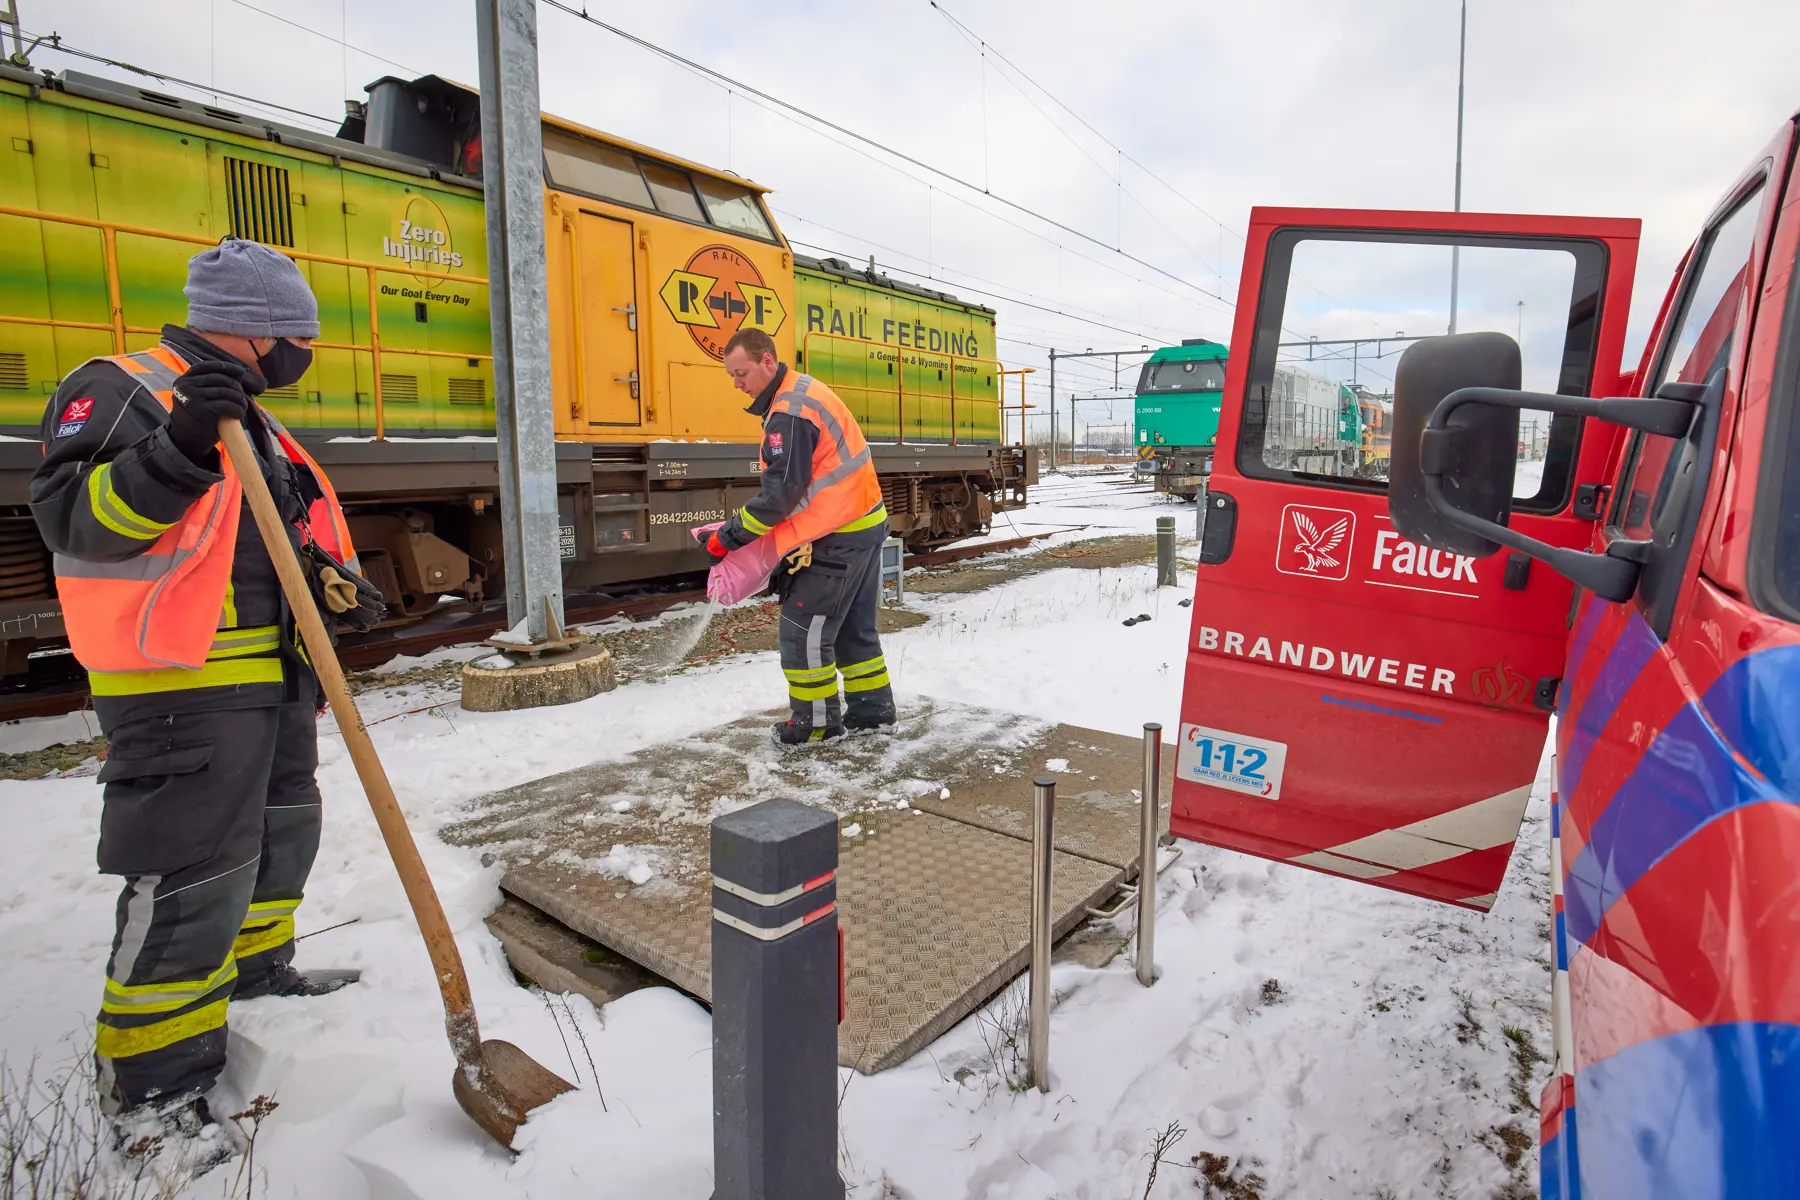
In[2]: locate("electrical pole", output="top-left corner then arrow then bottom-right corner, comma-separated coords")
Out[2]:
1048,349 -> 1057,469
475,0 -> 564,644
1448,0 -> 1467,335
1,0 -> 30,66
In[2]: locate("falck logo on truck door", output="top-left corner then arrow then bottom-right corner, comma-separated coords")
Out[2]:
660,245 -> 787,361
1275,503 -> 1355,580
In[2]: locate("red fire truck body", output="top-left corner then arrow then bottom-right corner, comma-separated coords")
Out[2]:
1172,109 -> 1800,1197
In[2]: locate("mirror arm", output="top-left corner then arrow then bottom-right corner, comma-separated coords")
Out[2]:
1433,387 -> 1697,438
1422,476 -> 1647,602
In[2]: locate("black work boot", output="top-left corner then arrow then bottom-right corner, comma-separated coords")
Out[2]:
112,1094 -> 240,1175
844,708 -> 898,735
234,963 -> 361,1000
771,717 -> 846,747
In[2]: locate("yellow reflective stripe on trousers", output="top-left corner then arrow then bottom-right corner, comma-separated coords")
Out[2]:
834,502 -> 888,535
738,507 -> 773,536
95,995 -> 230,1060
233,916 -> 295,960
244,898 -> 301,922
783,664 -> 837,684
840,654 -> 890,693
102,958 -> 238,1015
87,463 -> 176,541
207,625 -> 281,659
88,656 -> 284,696
787,679 -> 840,701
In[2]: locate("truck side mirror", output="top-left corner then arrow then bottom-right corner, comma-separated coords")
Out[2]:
1389,332 -> 1521,558
1387,337 -> 1710,604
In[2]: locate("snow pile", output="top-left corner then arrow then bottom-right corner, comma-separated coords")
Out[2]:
0,479 -> 1554,1198
548,844 -> 662,887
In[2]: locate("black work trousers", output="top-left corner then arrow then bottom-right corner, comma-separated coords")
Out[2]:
777,528 -> 896,729
91,689 -> 322,1115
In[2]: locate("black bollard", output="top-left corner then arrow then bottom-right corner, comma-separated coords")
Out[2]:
711,799 -> 844,1200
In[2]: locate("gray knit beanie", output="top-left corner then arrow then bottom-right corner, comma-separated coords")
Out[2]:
184,238 -> 320,339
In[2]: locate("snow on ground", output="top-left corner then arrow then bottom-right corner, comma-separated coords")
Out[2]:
0,473 -> 1553,1199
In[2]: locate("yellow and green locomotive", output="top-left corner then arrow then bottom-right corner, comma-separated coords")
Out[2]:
0,66 -> 1025,674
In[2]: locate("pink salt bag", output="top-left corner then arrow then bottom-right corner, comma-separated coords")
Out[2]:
693,521 -> 780,606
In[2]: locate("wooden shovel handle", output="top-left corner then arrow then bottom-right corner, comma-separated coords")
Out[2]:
219,419 -> 481,1060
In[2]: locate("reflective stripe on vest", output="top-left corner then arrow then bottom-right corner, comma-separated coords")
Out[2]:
764,374 -> 886,553
52,345 -> 355,677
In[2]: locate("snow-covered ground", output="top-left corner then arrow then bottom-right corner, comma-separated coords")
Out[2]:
0,472 -> 1553,1199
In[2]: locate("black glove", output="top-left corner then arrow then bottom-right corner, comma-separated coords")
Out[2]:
299,542 -> 386,634
167,360 -> 265,465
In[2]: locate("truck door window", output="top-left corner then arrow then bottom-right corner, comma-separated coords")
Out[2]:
1239,230 -> 1609,513
1613,184 -> 1764,540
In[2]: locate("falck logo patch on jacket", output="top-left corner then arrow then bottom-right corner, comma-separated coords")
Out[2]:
766,431 -> 783,455
55,398 -> 95,439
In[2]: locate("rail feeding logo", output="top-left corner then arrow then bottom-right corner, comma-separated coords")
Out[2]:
660,245 -> 787,361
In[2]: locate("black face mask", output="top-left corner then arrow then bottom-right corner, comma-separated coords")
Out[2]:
256,338 -> 313,389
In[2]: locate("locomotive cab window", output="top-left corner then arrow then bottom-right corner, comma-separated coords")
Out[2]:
1141,359 -> 1226,392
543,127 -> 773,241
639,161 -> 706,223
542,130 -> 653,208
695,175 -> 777,242
1239,229 -> 1611,512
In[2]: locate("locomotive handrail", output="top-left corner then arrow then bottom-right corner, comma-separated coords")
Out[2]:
0,203 -> 491,441
800,330 -> 1004,447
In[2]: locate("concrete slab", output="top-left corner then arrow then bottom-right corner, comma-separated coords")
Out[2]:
443,700 -> 1158,1073
484,894 -> 671,1007
911,725 -> 1177,872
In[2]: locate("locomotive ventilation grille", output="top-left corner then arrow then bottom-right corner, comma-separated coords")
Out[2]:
0,353 -> 26,390
447,378 -> 487,405
0,519 -> 52,602
224,157 -> 295,248
380,374 -> 420,402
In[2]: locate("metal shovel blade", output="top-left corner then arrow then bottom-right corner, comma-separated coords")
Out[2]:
451,1040 -> 577,1149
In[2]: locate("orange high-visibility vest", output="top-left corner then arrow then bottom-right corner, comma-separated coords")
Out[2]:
53,345 -> 357,673
764,373 -> 886,554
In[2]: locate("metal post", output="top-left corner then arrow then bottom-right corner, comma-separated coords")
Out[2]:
476,0 -> 565,644
1137,724 -> 1162,987
1048,349 -> 1057,470
711,799 -> 844,1200
1155,515 -> 1176,587
1448,0 -> 1467,335
1028,776 -> 1056,1093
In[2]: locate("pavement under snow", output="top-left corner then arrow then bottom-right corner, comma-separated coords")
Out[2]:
0,470 -> 1554,1199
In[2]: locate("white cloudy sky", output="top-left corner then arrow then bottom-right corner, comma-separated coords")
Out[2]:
17,0 -> 1798,432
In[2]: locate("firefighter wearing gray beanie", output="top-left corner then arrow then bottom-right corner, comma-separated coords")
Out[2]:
30,233 -> 366,1150
184,237 -> 320,339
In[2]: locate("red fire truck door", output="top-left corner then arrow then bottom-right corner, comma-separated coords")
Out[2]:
1174,208 -> 1640,909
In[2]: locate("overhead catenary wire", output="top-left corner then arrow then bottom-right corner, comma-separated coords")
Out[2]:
590,25 -> 1234,330
228,0 -> 430,82
777,209 -> 1200,341
536,0 -> 1234,309
927,1 -> 1241,243
930,6 -> 1230,284
785,237 -> 1169,344
14,26 -> 342,127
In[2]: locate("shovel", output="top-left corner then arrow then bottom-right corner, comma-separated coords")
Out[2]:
220,418 -> 574,1148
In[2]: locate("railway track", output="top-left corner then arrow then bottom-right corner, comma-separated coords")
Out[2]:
0,534 -> 1077,724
